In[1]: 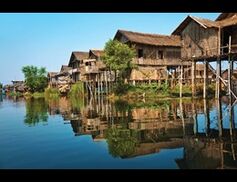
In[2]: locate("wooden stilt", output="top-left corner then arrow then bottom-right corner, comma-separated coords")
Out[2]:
180,65 -> 183,98
179,98 -> 185,136
192,61 -> 196,97
133,80 -> 136,86
204,99 -> 210,136
217,99 -> 223,137
228,36 -> 232,97
192,102 -> 197,135
100,72 -> 103,96
216,57 -> 221,99
203,59 -> 207,99
105,71 -> 108,95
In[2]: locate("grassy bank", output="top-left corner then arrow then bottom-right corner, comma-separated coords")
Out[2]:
23,88 -> 60,99
110,82 -> 216,100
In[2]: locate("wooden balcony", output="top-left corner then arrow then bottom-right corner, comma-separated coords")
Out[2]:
133,58 -> 191,66
81,66 -> 100,75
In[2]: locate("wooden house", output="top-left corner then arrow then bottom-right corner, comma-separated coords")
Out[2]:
80,49 -> 116,96
47,72 -> 58,88
216,13 -> 237,54
55,65 -> 73,94
172,13 -> 237,60
68,51 -> 89,83
114,29 -> 190,85
172,16 -> 220,59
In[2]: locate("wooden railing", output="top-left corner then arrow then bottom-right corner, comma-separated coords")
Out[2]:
132,58 -> 190,66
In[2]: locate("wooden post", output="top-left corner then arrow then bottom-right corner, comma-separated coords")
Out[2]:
228,36 -> 232,97
204,99 -> 210,136
217,99 -> 223,137
100,72 -> 103,96
180,65 -> 183,98
165,66 -> 168,85
216,57 -> 221,99
192,61 -> 196,97
192,102 -> 197,135
105,71 -> 108,95
180,98 -> 185,136
132,80 -> 136,86
203,60 -> 207,99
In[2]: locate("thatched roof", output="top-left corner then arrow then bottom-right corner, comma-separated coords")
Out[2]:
68,51 -> 89,66
72,51 -> 89,60
47,72 -> 58,77
216,13 -> 237,21
172,15 -> 219,35
114,29 -> 181,47
173,14 -> 237,35
60,65 -> 72,73
89,50 -> 104,58
217,15 -> 237,27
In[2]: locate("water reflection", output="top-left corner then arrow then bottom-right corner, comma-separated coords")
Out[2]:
44,96 -> 237,168
24,98 -> 48,126
5,95 -> 236,169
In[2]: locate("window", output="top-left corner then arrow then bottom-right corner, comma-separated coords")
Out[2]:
138,49 -> 143,58
158,50 -> 164,59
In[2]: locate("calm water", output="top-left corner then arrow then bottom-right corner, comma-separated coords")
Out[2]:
0,94 -> 237,169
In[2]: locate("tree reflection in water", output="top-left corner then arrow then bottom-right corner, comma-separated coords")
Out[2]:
24,98 -> 48,126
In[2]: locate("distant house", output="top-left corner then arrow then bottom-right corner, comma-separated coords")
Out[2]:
221,69 -> 237,93
55,65 -> 73,94
47,72 -> 58,88
114,29 -> 189,85
68,51 -> 89,83
11,80 -> 25,93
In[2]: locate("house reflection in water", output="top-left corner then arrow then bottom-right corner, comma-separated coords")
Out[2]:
176,98 -> 237,169
46,96 -> 237,168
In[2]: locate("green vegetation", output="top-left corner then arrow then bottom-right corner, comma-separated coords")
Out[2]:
111,82 -> 216,99
106,128 -> 138,158
69,96 -> 85,112
9,92 -> 23,97
22,65 -> 48,93
68,81 -> 84,98
102,39 -> 136,83
24,91 -> 45,99
45,87 -> 60,100
24,98 -> 48,126
23,88 -> 60,99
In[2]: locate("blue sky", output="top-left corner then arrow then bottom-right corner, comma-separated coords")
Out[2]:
0,13 -> 220,85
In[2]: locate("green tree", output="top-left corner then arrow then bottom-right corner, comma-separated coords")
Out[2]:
102,39 -> 136,83
22,66 -> 48,92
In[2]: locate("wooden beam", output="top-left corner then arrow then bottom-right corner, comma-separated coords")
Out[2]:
192,61 -> 196,97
